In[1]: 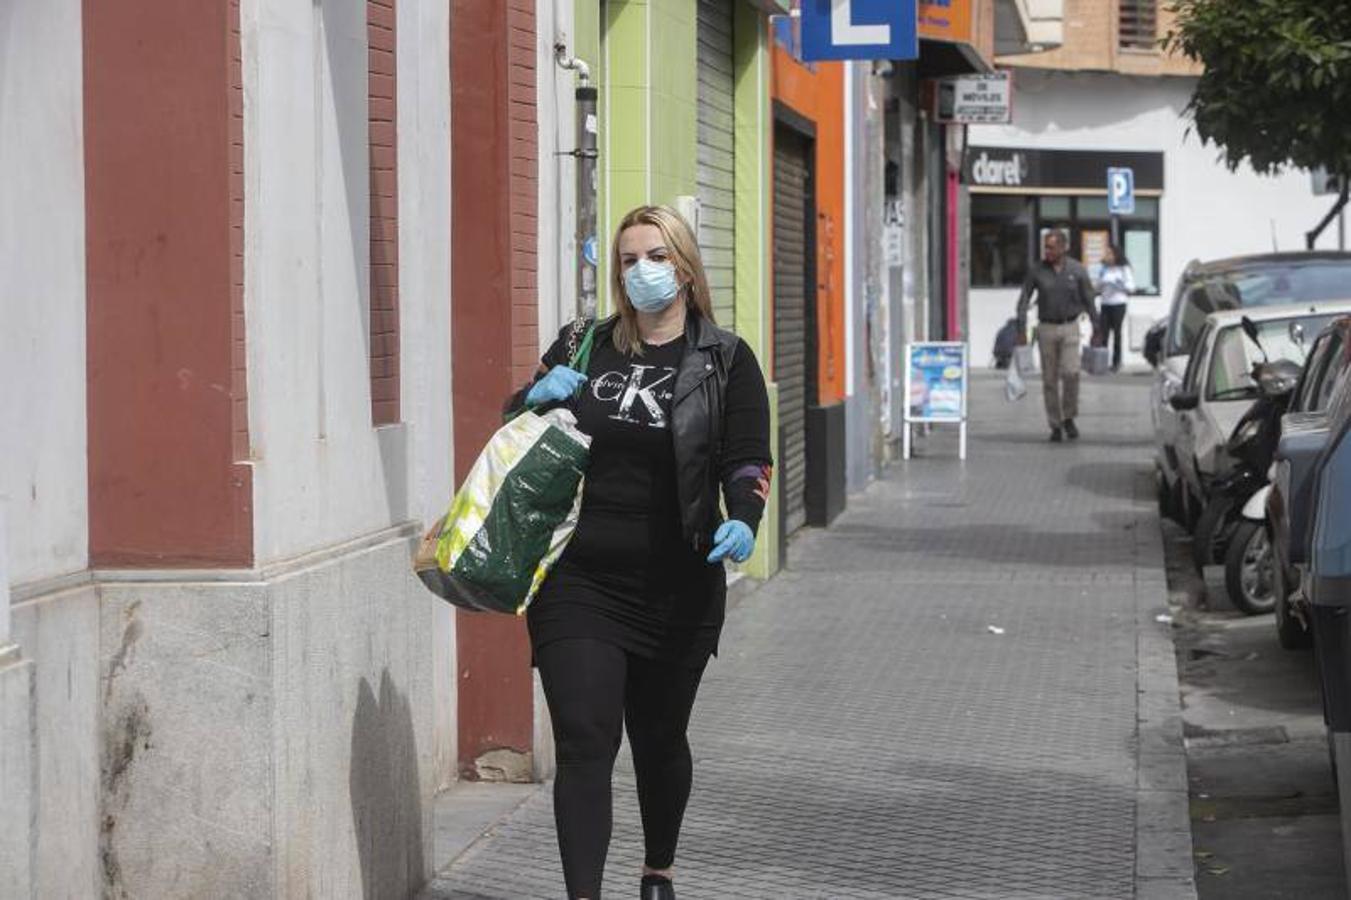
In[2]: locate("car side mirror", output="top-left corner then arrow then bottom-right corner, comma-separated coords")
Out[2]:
1169,392 -> 1200,411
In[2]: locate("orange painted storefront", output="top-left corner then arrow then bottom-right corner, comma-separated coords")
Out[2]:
770,48 -> 847,408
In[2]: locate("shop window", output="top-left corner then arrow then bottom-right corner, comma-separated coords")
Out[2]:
1119,0 -> 1157,51
971,195 -> 1032,288
1039,197 -> 1070,219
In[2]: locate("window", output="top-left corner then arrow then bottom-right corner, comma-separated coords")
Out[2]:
1171,285 -> 1214,358
969,193 -> 1160,292
1294,334 -> 1334,412
1182,323 -> 1210,392
1206,316 -> 1336,401
1169,259 -> 1351,356
971,195 -> 1032,288
1119,0 -> 1158,51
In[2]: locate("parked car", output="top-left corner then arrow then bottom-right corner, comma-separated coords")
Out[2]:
1303,343 -> 1351,864
1268,318 -> 1351,648
1152,252 -> 1351,524
1162,303 -> 1350,530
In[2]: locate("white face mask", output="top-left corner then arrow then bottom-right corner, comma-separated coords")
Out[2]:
624,259 -> 680,312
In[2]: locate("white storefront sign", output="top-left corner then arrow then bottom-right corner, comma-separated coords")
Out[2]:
936,72 -> 1012,124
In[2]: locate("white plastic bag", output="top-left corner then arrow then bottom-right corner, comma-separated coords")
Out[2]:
1005,345 -> 1035,402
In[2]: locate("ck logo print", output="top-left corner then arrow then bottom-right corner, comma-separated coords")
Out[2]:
591,364 -> 677,427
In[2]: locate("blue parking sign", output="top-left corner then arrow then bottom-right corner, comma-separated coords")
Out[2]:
1107,167 -> 1135,215
800,0 -> 918,62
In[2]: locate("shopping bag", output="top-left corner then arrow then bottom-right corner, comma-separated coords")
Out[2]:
413,408 -> 591,614
1005,344 -> 1035,402
1082,343 -> 1111,376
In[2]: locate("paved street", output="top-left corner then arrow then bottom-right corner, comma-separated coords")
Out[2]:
424,371 -> 1193,900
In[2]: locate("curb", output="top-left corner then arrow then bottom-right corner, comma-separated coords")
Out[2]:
1134,498 -> 1198,899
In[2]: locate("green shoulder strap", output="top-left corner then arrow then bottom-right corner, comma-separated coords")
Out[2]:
569,320 -> 598,376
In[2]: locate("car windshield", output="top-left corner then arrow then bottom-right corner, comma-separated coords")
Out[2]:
1169,259 -> 1351,356
1206,315 -> 1338,401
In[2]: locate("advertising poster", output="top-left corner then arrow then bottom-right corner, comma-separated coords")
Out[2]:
906,342 -> 967,422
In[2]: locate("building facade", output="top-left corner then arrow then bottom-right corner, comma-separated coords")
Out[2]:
1,1 -> 1064,896
966,0 -> 1340,370
3,0 -> 454,895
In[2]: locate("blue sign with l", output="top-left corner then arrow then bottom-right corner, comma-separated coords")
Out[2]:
800,0 -> 919,62
1107,167 -> 1135,216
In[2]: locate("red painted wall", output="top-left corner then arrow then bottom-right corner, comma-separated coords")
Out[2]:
771,49 -> 847,407
84,0 -> 253,568
450,0 -> 537,778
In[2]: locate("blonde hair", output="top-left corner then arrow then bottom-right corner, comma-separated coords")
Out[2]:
609,205 -> 716,355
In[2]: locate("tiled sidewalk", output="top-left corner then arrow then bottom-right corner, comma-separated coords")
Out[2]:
424,372 -> 1194,899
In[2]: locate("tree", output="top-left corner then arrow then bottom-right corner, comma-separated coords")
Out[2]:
1166,0 -> 1351,246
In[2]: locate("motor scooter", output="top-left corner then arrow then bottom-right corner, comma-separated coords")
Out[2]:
1191,318 -> 1302,613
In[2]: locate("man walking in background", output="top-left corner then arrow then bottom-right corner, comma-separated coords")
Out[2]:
1016,230 -> 1100,442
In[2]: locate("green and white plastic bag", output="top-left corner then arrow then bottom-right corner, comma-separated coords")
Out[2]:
415,408 -> 590,614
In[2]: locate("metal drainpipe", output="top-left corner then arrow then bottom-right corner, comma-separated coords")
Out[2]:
555,43 -> 599,319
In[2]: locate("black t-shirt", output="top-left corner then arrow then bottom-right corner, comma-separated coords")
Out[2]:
529,334 -> 723,664
509,318 -> 773,667
562,335 -> 688,576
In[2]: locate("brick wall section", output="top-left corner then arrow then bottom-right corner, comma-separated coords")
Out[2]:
229,0 -> 249,461
369,0 -> 401,424
998,0 -> 1200,76
508,0 -> 539,384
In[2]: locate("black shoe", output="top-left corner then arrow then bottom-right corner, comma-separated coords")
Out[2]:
1063,419 -> 1079,440
1049,427 -> 1064,443
641,875 -> 676,900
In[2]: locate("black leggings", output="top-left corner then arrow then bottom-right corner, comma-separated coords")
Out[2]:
536,638 -> 707,899
1101,304 -> 1128,369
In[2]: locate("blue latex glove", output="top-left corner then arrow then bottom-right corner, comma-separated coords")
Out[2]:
707,520 -> 755,564
526,365 -> 587,407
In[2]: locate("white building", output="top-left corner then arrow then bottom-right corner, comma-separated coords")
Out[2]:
965,2 -> 1341,370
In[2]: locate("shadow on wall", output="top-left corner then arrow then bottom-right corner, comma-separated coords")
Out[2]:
350,670 -> 425,900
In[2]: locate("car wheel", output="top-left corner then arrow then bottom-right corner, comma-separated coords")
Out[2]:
1274,558 -> 1313,650
1225,520 -> 1277,615
1192,497 -> 1234,571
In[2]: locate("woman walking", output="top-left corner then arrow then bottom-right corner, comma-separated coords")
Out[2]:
505,205 -> 773,900
1096,244 -> 1135,372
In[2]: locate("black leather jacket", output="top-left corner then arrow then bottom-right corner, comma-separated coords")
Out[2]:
506,313 -> 766,553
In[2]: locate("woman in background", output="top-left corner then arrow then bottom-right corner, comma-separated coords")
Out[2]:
1096,244 -> 1135,372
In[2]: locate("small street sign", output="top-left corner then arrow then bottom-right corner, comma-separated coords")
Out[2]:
1107,167 -> 1135,216
800,0 -> 919,62
935,71 -> 1013,124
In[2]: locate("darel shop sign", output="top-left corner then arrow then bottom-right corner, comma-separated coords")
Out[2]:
800,0 -> 919,61
963,146 -> 1165,194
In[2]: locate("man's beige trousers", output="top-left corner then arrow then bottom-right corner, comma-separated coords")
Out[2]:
1037,321 -> 1081,428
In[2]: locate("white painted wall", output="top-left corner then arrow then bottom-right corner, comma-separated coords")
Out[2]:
396,0 -> 456,792
966,70 -> 1338,371
531,0 -> 581,780
243,0 -> 454,564
0,508 -> 8,642
537,0 -> 580,346
0,0 -> 88,586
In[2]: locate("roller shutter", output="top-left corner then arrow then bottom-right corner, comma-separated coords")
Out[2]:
773,125 -> 811,536
696,0 -> 735,327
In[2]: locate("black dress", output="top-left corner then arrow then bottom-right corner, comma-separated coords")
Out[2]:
525,328 -> 771,669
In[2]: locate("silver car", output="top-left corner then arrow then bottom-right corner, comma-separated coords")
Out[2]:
1162,303 -> 1351,516
1152,252 -> 1351,524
